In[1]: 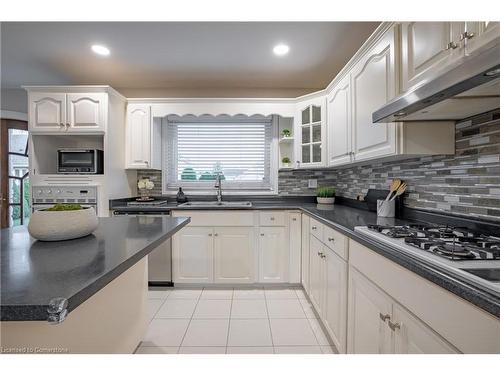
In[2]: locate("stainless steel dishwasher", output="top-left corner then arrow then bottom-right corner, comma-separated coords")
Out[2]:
113,210 -> 173,286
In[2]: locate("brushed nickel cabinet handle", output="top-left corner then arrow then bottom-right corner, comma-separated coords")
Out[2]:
460,31 -> 474,41
388,320 -> 401,331
292,218 -> 297,221
328,237 -> 334,242
312,226 -> 317,230
445,41 -> 458,50
214,233 -> 218,237
208,233 -> 212,237
260,233 -> 264,236
379,313 -> 390,322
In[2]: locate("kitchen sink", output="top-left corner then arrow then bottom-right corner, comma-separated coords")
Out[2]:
177,201 -> 252,208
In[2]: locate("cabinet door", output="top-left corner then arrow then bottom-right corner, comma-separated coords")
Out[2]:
323,249 -> 348,353
214,227 -> 255,283
392,304 -> 459,354
301,215 -> 310,293
295,97 -> 326,168
29,93 -> 66,131
259,227 -> 288,283
327,74 -> 352,166
464,22 -> 500,54
66,93 -> 106,132
351,26 -> 397,162
126,104 -> 151,169
347,267 -> 393,354
308,235 -> 325,314
172,227 -> 214,283
400,22 -> 463,92
288,213 -> 302,283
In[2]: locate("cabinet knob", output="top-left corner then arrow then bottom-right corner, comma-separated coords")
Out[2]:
292,218 -> 297,221
445,41 -> 458,50
214,233 -> 218,237
270,217 -> 275,221
260,233 -> 264,236
321,254 -> 326,259
388,320 -> 401,331
460,31 -> 475,41
312,226 -> 317,230
328,237 -> 335,242
379,313 -> 391,322
208,233 -> 212,237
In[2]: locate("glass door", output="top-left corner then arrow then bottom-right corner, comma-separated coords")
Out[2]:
300,105 -> 322,165
1,119 -> 30,228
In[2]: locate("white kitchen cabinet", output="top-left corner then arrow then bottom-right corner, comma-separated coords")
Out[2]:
308,235 -> 325,315
347,267 -> 393,354
172,227 -> 214,283
125,104 -> 162,169
463,21 -> 500,54
301,215 -> 310,293
29,92 -> 106,133
259,226 -> 288,283
295,96 -> 327,168
66,93 -> 106,132
400,22 -> 464,92
351,26 -> 398,162
288,212 -> 302,283
214,227 -> 255,283
323,248 -> 348,353
29,92 -> 67,131
327,74 -> 352,166
392,304 -> 458,354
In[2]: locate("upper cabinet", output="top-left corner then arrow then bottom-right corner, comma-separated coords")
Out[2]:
400,22 -> 464,92
401,22 -> 500,93
351,26 -> 398,162
327,74 -> 352,166
29,92 -> 106,133
295,96 -> 327,168
126,104 -> 154,169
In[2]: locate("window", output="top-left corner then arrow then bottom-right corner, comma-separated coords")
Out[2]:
163,115 -> 277,193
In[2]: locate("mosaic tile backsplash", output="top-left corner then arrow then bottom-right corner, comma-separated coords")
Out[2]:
138,110 -> 500,221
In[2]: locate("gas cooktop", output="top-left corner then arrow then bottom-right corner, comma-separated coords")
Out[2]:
355,224 -> 500,294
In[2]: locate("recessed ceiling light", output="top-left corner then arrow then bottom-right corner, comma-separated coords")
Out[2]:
91,44 -> 110,56
273,43 -> 290,56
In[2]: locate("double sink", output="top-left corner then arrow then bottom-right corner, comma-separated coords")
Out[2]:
177,201 -> 252,208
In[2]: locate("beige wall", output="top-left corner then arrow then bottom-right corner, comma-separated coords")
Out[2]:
1,88 -> 27,113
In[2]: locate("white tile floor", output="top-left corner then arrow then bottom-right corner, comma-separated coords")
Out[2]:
137,286 -> 337,354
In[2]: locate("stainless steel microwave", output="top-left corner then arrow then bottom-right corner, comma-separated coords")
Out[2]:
57,149 -> 104,174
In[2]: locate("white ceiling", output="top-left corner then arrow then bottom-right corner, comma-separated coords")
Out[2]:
1,22 -> 379,96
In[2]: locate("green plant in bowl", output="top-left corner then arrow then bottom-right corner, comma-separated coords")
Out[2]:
281,129 -> 291,137
316,187 -> 336,205
44,203 -> 85,211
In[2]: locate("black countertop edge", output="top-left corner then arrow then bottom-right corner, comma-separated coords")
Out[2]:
0,217 -> 191,322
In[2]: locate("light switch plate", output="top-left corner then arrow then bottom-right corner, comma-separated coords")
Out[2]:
308,179 -> 318,188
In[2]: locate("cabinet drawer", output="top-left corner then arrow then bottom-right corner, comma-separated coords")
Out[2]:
323,226 -> 348,260
259,211 -> 285,226
172,210 -> 255,226
310,218 -> 324,240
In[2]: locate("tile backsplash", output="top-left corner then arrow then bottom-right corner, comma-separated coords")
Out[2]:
279,111 -> 500,221
138,110 -> 500,222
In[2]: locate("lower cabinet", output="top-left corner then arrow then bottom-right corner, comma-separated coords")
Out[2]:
172,227 -> 214,283
259,227 -> 288,283
347,266 -> 458,354
214,227 -> 255,284
309,234 -> 348,353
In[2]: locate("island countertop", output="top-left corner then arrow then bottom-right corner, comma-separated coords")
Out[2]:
0,216 -> 190,321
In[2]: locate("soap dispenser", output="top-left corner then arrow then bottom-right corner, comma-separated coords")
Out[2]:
176,187 -> 187,203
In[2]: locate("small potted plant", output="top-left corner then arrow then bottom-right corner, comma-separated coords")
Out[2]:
282,157 -> 291,168
317,187 -> 336,205
281,129 -> 291,138
137,178 -> 155,201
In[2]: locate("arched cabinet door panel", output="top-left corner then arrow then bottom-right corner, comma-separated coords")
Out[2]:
29,93 -> 66,131
126,105 -> 151,169
67,93 -> 106,132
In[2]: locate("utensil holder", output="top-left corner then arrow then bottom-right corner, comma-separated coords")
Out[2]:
377,199 -> 395,218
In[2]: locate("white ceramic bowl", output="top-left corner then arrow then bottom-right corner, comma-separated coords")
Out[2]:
28,207 -> 98,241
317,197 -> 335,205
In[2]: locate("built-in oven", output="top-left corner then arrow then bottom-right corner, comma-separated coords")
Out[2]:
113,210 -> 173,286
57,149 -> 104,174
32,186 -> 99,214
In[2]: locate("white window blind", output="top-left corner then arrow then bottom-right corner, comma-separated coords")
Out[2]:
164,116 -> 274,190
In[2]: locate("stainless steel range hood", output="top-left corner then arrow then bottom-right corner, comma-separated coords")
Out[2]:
373,42 -> 500,123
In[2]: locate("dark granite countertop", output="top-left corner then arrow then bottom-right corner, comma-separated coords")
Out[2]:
109,196 -> 500,318
1,216 -> 190,321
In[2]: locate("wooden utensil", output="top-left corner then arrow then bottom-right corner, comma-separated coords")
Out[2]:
390,182 -> 407,201
385,179 -> 401,201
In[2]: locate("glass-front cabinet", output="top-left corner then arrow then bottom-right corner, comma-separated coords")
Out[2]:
295,97 -> 326,167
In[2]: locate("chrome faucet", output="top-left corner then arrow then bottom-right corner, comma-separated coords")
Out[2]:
214,173 -> 223,203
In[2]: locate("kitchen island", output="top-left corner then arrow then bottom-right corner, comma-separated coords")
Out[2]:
0,216 -> 190,354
